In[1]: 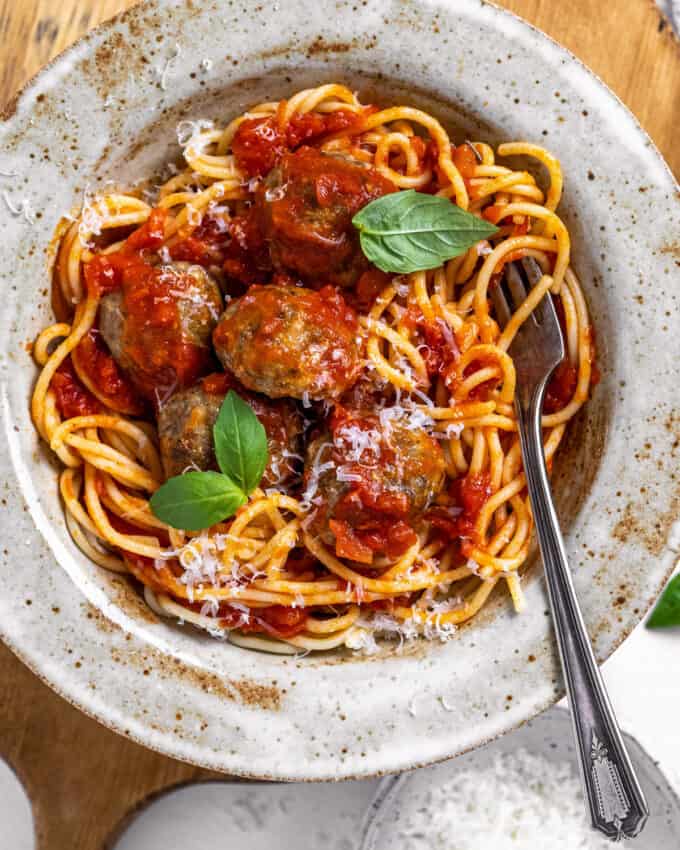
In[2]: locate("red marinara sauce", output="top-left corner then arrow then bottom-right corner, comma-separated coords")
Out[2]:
423,141 -> 479,194
168,212 -> 231,266
428,472 -> 493,544
200,371 -> 235,396
453,143 -> 478,180
51,359 -> 101,419
220,605 -> 307,639
399,304 -> 461,381
71,329 -> 145,416
84,209 -> 218,403
231,108 -> 374,179
318,408 -> 445,565
83,209 -> 169,300
543,294 -> 593,413
115,555 -> 308,640
544,362 -> 578,413
256,146 -> 395,287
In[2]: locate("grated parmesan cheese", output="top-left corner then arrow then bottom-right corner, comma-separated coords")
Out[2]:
300,442 -> 334,508
394,748 -> 614,850
334,423 -> 381,464
345,627 -> 379,655
159,43 -> 182,91
176,119 -> 214,148
2,190 -> 36,224
78,187 -> 108,243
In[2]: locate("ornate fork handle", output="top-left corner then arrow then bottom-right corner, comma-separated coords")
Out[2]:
516,381 -> 649,841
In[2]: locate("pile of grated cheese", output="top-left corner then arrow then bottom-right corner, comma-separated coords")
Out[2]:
395,748 -> 614,850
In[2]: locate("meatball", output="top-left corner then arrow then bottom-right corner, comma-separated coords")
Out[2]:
212,284 -> 362,401
304,409 -> 446,562
99,262 -> 223,403
256,147 -> 395,288
157,377 -> 303,488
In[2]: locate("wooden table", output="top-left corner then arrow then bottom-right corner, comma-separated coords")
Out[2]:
0,2 -> 678,848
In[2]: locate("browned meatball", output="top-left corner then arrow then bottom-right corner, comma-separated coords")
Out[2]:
99,262 -> 223,403
212,284 -> 362,401
303,409 -> 446,562
256,147 -> 395,288
157,378 -> 302,488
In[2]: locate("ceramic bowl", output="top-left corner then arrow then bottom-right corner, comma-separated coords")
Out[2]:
363,706 -> 680,849
0,0 -> 678,780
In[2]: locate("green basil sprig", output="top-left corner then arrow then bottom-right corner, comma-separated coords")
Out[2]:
647,574 -> 680,629
214,391 -> 268,494
150,390 -> 268,531
352,190 -> 498,274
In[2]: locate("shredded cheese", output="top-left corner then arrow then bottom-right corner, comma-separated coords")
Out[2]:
395,748 -> 614,849
2,190 -> 36,224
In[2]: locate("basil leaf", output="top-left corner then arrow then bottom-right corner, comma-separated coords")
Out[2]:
647,574 -> 680,628
150,471 -> 246,531
352,189 -> 498,274
213,390 -> 268,494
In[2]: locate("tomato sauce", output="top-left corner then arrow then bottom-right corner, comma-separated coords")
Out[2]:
232,108 -> 374,179
124,208 -> 168,252
123,551 -> 174,595
232,117 -> 288,179
544,362 -> 577,413
51,358 -> 101,419
423,141 -> 479,194
404,308 -> 461,381
84,214 -> 217,404
121,261 -> 212,400
220,604 -> 307,638
256,146 -> 395,286
483,204 -> 528,237
200,371 -> 234,396
320,408 -> 421,564
71,329 -> 145,415
457,354 -> 500,402
544,295 -> 580,413
453,143 -> 478,180
221,209 -> 271,286
352,268 -> 392,312
428,472 -> 493,544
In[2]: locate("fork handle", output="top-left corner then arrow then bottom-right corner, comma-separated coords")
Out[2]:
516,383 -> 648,841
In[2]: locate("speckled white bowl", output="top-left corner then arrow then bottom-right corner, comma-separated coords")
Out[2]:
0,0 -> 678,780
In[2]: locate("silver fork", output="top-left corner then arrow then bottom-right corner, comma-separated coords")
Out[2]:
492,258 -> 648,841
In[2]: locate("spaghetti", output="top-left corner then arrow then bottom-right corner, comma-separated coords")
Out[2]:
31,84 -> 596,654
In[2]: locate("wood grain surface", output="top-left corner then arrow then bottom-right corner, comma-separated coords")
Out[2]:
0,2 -> 678,849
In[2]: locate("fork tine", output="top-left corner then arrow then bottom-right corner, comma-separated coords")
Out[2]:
520,256 -> 543,288
505,262 -> 528,310
490,279 -> 512,328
